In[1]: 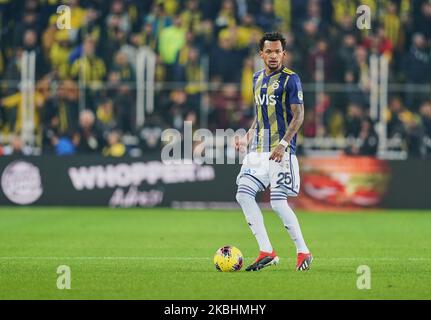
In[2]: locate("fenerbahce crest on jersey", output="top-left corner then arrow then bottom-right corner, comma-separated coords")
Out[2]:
251,67 -> 304,154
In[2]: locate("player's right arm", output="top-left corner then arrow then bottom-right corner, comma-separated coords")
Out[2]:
235,115 -> 257,151
235,71 -> 260,151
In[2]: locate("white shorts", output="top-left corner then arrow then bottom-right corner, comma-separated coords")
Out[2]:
236,152 -> 300,196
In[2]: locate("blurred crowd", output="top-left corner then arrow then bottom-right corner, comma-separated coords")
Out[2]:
0,0 -> 430,157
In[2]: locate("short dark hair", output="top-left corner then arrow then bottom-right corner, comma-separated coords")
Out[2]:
259,32 -> 286,51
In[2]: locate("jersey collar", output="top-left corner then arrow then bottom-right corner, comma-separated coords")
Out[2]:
264,66 -> 284,77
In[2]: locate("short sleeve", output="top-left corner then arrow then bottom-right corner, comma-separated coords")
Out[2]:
286,74 -> 304,105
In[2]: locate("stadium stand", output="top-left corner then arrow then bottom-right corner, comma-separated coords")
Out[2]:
0,0 -> 430,158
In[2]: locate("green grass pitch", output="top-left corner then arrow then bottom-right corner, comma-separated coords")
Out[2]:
0,207 -> 430,299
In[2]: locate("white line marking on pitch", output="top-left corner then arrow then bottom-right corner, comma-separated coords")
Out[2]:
0,257 -> 429,261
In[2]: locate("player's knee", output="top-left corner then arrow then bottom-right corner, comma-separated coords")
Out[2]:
270,199 -> 287,212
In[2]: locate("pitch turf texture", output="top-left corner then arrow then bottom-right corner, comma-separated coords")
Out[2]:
0,207 -> 430,300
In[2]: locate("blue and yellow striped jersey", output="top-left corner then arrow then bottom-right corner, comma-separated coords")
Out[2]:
251,66 -> 303,154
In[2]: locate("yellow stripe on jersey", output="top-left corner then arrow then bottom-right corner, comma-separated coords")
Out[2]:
282,67 -> 295,75
267,72 -> 284,150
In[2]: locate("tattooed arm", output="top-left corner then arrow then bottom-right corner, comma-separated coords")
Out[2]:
269,104 -> 304,162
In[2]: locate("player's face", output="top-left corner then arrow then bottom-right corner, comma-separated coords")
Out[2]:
260,40 -> 285,71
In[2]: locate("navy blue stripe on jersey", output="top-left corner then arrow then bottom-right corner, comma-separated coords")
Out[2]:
260,77 -> 270,152
284,82 -> 295,154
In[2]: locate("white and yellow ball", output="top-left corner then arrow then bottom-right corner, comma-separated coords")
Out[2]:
213,246 -> 243,272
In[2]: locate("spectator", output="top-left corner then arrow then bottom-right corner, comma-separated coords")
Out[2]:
235,14 -> 263,49
42,16 -> 58,59
413,1 -> 431,40
419,101 -> 431,157
337,33 -> 357,81
158,15 -> 186,80
382,1 -> 403,51
211,83 -> 242,129
345,103 -> 364,139
96,98 -> 117,135
179,49 -> 205,111
140,21 -> 157,51
70,37 -> 106,88
77,5 -> 102,47
181,0 -> 202,34
256,0 -> 281,32
0,78 -> 48,135
0,0 -> 430,157
2,134 -> 33,156
105,70 -> 135,133
345,117 -> 379,156
111,51 -> 135,85
43,80 -> 79,153
211,34 -> 246,83
103,130 -> 126,157
362,26 -> 393,60
303,109 -> 317,138
353,46 -> 371,94
106,0 -> 131,35
162,88 -> 189,131
3,48 -> 24,95
49,30 -> 72,79
74,110 -> 103,154
240,56 -> 255,109
138,115 -> 164,153
12,10 -> 40,48
214,0 -> 237,33
306,38 -> 334,82
387,96 -> 407,138
402,33 -> 431,111
144,2 -> 172,40
54,134 -> 76,156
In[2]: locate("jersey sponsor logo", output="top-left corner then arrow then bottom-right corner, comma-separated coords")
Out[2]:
255,94 -> 277,106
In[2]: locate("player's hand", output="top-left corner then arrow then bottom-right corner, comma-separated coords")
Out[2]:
234,136 -> 248,152
269,144 -> 286,162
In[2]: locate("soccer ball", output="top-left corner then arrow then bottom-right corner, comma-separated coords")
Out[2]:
213,246 -> 243,272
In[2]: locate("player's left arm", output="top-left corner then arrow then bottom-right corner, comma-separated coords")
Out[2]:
270,73 -> 304,162
269,103 -> 304,162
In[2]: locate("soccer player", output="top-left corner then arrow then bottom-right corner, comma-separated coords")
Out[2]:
235,32 -> 312,271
